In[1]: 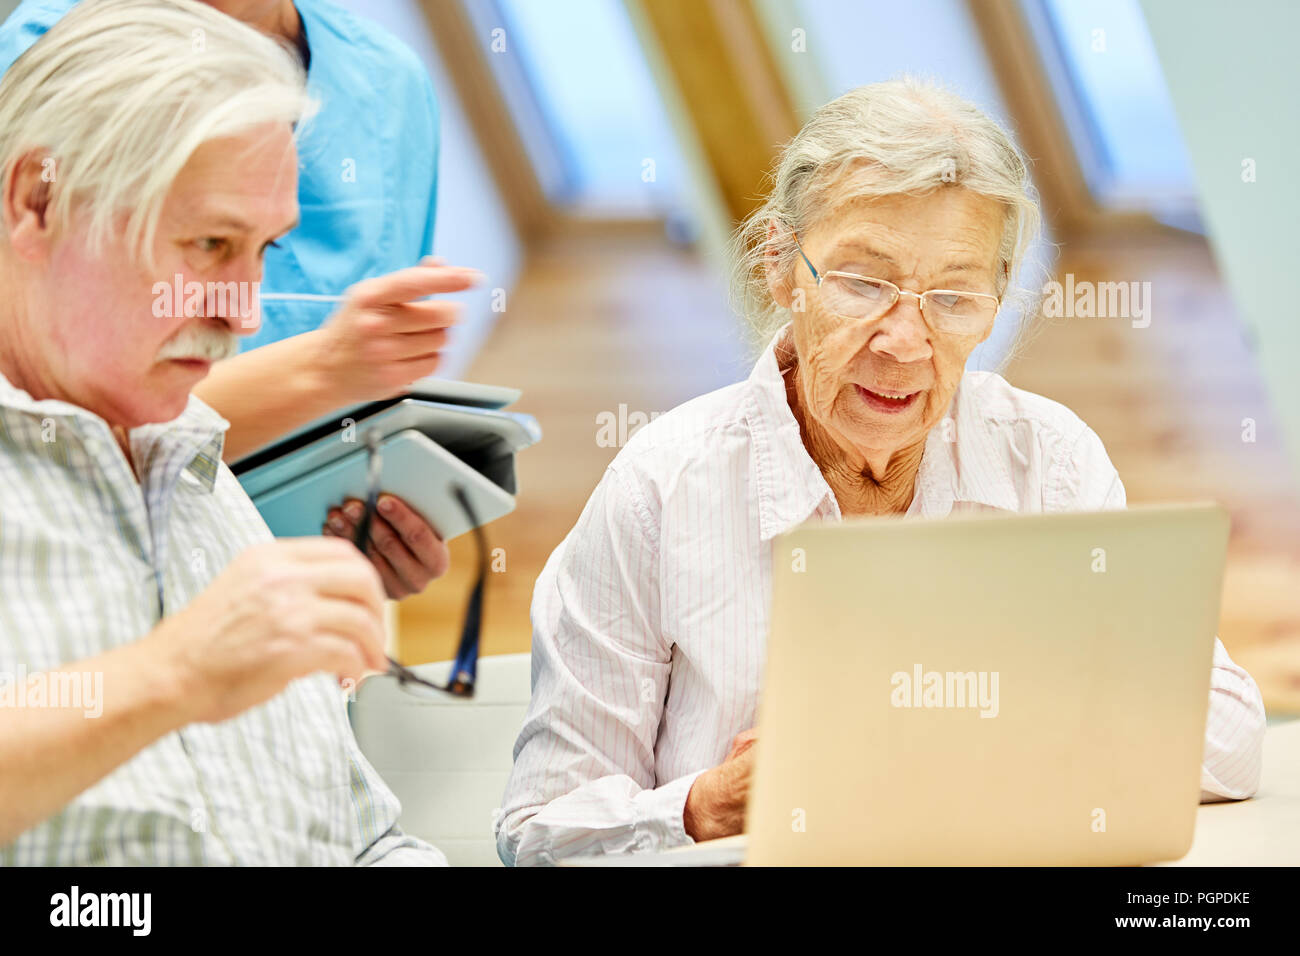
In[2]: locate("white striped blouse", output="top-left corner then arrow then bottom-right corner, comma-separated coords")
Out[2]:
495,325 -> 1266,866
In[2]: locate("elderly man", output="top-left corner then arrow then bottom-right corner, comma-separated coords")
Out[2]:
0,0 -> 470,600
495,78 -> 1267,866
0,0 -> 448,864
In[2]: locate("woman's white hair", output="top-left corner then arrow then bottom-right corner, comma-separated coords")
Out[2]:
730,75 -> 1043,355
0,0 -> 317,269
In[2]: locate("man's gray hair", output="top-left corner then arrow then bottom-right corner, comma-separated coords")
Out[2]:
730,75 -> 1043,351
0,0 -> 316,269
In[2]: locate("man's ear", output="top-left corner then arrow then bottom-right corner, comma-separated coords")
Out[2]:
5,151 -> 57,262
764,219 -> 794,309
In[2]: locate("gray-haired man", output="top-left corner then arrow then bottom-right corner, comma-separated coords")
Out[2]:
0,0 -> 446,864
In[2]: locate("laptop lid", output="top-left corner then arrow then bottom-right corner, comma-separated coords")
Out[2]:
746,503 -> 1229,865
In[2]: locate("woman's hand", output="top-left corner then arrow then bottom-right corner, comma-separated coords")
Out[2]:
683,728 -> 758,841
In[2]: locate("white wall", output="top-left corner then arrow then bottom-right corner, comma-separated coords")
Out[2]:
1141,0 -> 1300,484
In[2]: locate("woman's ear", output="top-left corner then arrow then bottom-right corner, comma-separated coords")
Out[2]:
764,219 -> 794,309
5,151 -> 57,263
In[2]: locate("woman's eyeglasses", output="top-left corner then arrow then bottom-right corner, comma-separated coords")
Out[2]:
354,429 -> 485,699
792,234 -> 1000,335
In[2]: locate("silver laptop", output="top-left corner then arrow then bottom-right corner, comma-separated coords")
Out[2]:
567,503 -> 1228,866
745,502 -> 1228,865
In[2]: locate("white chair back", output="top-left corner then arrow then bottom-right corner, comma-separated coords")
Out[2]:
349,652 -> 531,866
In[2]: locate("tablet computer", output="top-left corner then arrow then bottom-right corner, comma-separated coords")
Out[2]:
233,398 -> 540,498
229,380 -> 541,540
252,429 -> 517,541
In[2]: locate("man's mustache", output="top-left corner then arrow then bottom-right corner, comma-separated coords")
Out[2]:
156,323 -> 238,362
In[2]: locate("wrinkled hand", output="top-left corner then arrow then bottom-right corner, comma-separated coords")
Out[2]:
153,538 -> 388,725
309,258 -> 481,405
682,728 -> 758,842
323,494 -> 450,599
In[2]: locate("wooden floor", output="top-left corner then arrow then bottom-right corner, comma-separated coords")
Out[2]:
398,225 -> 1300,716
398,228 -> 748,663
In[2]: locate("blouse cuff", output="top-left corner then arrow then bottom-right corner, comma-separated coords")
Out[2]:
633,769 -> 708,852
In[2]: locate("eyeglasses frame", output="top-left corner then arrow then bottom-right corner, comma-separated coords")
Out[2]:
791,233 -> 1001,335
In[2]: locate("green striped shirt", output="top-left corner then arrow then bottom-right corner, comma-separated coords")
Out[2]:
0,372 -> 444,865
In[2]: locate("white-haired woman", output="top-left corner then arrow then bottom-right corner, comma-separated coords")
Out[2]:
495,78 -> 1267,867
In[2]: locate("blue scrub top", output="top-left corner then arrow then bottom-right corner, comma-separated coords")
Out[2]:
0,0 -> 441,350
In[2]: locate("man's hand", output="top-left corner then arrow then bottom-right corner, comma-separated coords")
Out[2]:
322,494 -> 450,599
150,538 -> 389,725
683,728 -> 758,842
307,259 -> 481,406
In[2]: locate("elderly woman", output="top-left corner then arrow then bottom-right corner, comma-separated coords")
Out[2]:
494,79 -> 1266,866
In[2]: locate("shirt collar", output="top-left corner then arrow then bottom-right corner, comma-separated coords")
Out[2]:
743,323 -> 1020,536
912,372 -> 1021,517
743,326 -> 837,541
130,398 -> 228,493
0,370 -> 229,493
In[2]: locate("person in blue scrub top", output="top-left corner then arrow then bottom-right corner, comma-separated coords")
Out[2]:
0,0 -> 473,599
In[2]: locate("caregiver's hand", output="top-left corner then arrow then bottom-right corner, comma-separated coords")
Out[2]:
683,727 -> 758,841
309,258 -> 482,405
322,494 -> 451,600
